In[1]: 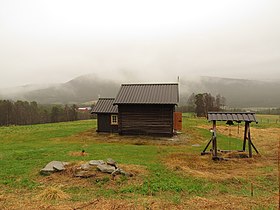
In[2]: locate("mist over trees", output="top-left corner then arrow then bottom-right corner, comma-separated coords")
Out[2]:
0,100 -> 91,126
177,93 -> 226,117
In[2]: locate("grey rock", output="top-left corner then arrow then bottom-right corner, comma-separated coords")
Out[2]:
111,168 -> 132,177
119,168 -> 133,177
79,163 -> 91,170
111,168 -> 121,176
97,164 -> 115,174
89,160 -> 105,166
106,158 -> 117,167
40,161 -> 68,174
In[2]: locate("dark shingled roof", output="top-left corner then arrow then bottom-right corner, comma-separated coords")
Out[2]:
207,112 -> 258,123
113,83 -> 179,105
91,98 -> 118,114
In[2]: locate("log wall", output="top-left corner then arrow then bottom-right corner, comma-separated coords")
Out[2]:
97,114 -> 118,133
118,104 -> 174,136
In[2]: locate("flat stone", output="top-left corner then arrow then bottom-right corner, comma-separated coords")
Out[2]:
80,163 -> 91,170
106,158 -> 117,167
40,161 -> 68,174
97,164 -> 115,174
119,168 -> 133,177
89,160 -> 105,166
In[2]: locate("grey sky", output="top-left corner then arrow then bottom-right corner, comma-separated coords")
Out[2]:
0,0 -> 279,88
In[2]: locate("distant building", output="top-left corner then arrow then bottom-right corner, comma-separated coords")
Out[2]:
78,107 -> 92,112
91,98 -> 118,133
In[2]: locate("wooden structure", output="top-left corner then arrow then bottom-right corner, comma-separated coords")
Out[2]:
113,83 -> 179,137
201,112 -> 259,159
173,112 -> 183,131
91,98 -> 118,133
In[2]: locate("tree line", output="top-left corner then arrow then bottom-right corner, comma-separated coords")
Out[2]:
0,100 -> 92,126
177,93 -> 226,117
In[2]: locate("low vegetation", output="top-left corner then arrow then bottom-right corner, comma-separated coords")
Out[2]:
0,114 -> 278,209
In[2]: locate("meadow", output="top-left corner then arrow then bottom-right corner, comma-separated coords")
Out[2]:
0,114 -> 279,209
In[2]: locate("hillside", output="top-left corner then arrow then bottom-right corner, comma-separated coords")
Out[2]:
0,75 -> 120,104
0,74 -> 279,107
180,77 -> 280,108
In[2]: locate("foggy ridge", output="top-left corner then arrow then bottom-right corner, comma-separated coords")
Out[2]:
0,74 -> 279,107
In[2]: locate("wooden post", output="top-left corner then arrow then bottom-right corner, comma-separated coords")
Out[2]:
250,141 -> 259,154
243,122 -> 249,151
212,121 -> 218,158
248,124 -> 252,158
201,138 -> 212,154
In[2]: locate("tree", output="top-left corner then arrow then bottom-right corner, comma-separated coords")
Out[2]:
195,94 -> 206,117
51,106 -> 60,123
186,93 -> 196,112
194,93 -> 226,117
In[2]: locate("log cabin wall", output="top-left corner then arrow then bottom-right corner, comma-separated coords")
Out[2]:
97,113 -> 118,133
118,104 -> 174,136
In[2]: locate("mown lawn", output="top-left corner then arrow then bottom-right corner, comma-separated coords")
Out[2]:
0,115 -> 278,209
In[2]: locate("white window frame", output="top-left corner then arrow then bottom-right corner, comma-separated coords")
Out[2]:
111,114 -> 118,125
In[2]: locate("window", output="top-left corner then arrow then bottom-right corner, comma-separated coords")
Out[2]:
111,115 -> 118,125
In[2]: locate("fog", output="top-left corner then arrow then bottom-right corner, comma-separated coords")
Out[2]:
0,0 -> 280,88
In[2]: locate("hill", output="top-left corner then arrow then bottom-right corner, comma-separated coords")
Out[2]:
180,77 -> 280,108
0,74 -> 279,107
0,75 -> 120,104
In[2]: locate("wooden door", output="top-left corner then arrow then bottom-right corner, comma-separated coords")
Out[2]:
173,112 -> 182,131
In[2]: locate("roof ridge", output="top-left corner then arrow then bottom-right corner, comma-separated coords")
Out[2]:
98,98 -> 115,100
121,83 -> 178,86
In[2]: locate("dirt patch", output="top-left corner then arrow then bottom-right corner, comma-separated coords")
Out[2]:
2,192 -> 277,210
185,194 -> 277,210
61,130 -> 188,146
68,151 -> 88,157
165,152 -> 276,181
36,185 -> 70,201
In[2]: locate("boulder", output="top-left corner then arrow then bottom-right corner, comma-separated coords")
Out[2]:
40,161 -> 68,174
119,168 -> 133,177
89,160 -> 105,166
79,163 -> 91,170
106,158 -> 117,168
97,164 -> 115,174
111,168 -> 133,177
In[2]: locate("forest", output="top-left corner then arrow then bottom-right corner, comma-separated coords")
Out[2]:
0,100 -> 92,126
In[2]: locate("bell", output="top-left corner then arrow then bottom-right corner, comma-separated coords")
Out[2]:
226,120 -> 234,126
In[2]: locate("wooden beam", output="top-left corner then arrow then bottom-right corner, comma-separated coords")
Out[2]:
248,124 -> 252,158
250,141 -> 259,154
243,122 -> 249,151
201,138 -> 213,155
212,121 -> 218,158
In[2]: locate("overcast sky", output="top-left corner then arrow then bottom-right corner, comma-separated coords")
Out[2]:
0,0 -> 279,88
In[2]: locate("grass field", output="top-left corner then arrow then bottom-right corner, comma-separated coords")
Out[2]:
0,114 -> 279,209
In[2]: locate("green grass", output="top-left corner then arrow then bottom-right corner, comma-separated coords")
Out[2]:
0,115 -> 278,209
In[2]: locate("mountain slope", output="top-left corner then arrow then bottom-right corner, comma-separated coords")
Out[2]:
180,77 -> 280,107
0,74 -> 279,107
23,75 -> 120,104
